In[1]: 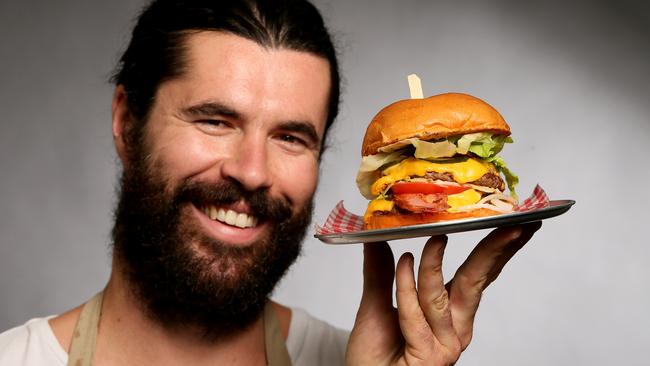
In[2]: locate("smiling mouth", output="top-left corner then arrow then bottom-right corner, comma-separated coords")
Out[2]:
200,204 -> 259,229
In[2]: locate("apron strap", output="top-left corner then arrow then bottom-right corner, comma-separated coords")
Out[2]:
263,301 -> 293,366
67,291 -> 103,366
67,292 -> 291,366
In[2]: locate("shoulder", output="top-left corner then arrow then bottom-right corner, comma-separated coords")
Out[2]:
286,307 -> 350,366
0,317 -> 67,365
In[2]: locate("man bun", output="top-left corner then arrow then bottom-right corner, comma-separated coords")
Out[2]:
361,93 -> 511,156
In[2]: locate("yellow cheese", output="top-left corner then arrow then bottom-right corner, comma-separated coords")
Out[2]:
447,189 -> 482,211
364,188 -> 483,219
364,197 -> 395,220
371,157 -> 492,196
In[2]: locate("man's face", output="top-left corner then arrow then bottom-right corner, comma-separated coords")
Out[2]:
145,31 -> 329,245
112,31 -> 331,337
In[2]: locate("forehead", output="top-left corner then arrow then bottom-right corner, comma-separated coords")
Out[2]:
164,31 -> 331,135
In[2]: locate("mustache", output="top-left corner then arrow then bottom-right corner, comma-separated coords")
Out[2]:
175,178 -> 293,222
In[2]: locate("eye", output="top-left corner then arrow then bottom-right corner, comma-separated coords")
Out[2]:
275,133 -> 311,152
279,134 -> 303,144
197,119 -> 227,127
195,119 -> 233,134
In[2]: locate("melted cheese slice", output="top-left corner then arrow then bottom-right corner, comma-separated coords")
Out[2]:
364,197 -> 394,221
364,188 -> 483,217
371,157 -> 492,196
447,189 -> 482,211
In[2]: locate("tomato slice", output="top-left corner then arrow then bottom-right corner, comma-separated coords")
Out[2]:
391,182 -> 468,195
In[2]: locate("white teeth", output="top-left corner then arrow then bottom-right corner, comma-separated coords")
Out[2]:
217,208 -> 226,222
235,213 -> 248,228
225,210 -> 237,226
203,205 -> 258,228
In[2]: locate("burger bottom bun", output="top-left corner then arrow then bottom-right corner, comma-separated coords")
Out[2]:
364,208 -> 501,230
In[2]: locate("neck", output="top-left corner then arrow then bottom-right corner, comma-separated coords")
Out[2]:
95,265 -> 268,366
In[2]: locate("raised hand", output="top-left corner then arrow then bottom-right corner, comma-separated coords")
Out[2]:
346,222 -> 542,366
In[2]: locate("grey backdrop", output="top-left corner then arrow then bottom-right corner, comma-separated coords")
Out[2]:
2,0 -> 649,365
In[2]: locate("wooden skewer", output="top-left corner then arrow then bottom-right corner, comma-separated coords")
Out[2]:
407,74 -> 424,99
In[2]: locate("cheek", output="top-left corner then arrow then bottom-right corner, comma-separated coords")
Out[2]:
148,128 -> 232,181
270,154 -> 319,205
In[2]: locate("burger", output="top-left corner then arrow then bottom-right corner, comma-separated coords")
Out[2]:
356,92 -> 519,230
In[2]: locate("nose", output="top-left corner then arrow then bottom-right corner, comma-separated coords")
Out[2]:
220,135 -> 272,191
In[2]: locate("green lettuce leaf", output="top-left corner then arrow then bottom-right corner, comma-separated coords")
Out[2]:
456,133 -> 513,158
487,156 -> 519,200
356,150 -> 407,199
358,150 -> 406,172
411,133 -> 512,160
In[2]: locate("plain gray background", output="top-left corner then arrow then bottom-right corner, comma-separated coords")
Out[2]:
1,0 -> 649,364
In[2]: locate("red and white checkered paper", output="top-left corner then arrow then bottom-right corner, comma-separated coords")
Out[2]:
315,184 -> 549,235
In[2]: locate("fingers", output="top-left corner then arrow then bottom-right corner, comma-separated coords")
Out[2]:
457,221 -> 541,291
415,235 -> 462,353
347,242 -> 399,364
358,242 -> 395,315
394,235 -> 463,359
449,221 -> 542,343
395,251 -> 437,354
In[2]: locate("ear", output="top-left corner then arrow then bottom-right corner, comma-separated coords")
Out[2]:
112,85 -> 132,167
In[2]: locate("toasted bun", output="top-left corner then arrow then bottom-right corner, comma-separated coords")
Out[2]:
364,208 -> 501,230
362,93 -> 511,156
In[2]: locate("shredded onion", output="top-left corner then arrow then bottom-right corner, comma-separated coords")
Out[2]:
454,193 -> 517,213
466,184 -> 500,194
490,199 -> 514,212
478,193 -> 517,205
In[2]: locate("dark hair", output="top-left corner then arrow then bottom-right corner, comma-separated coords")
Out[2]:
111,0 -> 340,151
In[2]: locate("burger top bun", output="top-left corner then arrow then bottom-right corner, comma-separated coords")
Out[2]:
361,93 -> 511,156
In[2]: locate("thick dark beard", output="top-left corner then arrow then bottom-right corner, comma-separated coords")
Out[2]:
111,152 -> 312,341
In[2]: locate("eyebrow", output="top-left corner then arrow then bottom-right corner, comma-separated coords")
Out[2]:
182,102 -> 321,147
182,102 -> 242,119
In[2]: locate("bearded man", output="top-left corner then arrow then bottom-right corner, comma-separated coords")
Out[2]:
0,1 -> 541,365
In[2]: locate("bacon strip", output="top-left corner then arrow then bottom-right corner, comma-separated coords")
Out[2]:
393,193 -> 449,213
